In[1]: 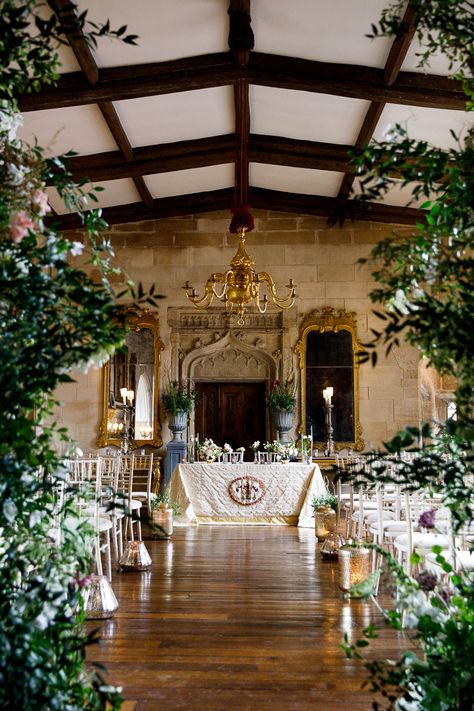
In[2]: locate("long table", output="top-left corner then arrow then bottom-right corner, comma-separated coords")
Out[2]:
169,462 -> 326,527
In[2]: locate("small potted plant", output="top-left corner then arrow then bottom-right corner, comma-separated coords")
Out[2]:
150,491 -> 180,538
162,380 -> 197,440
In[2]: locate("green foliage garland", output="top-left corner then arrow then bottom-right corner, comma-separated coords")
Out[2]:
336,2 -> 474,709
0,2 -> 155,708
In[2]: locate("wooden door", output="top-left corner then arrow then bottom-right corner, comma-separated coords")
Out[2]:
194,382 -> 267,459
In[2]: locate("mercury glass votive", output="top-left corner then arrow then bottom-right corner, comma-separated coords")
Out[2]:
314,506 -> 337,541
82,574 -> 119,619
151,504 -> 173,538
119,540 -> 152,571
337,540 -> 371,597
320,532 -> 345,559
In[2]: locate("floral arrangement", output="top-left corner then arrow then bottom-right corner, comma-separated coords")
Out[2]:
263,440 -> 286,455
267,369 -> 296,412
250,441 -> 260,452
162,380 -> 197,414
198,438 -> 223,461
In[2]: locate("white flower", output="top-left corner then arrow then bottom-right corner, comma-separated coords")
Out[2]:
251,440 -> 260,451
70,241 -> 84,256
0,105 -> 23,142
223,443 -> 233,452
3,499 -> 17,523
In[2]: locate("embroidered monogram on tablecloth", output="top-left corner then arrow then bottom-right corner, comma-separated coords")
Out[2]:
228,475 -> 266,505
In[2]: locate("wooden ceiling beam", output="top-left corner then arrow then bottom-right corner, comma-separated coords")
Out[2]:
248,53 -> 465,110
50,188 -> 235,231
249,187 -> 422,225
62,134 -> 354,183
337,2 -> 419,201
47,0 -> 99,84
64,135 -> 236,181
20,52 -> 465,112
50,186 -> 421,231
384,1 -> 418,86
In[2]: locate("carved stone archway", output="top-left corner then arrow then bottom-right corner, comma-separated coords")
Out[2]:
182,331 -> 277,383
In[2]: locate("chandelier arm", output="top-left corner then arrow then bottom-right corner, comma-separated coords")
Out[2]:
210,271 -> 229,300
256,271 -> 296,308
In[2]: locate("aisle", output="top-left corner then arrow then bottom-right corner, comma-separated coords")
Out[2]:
87,526 -> 403,710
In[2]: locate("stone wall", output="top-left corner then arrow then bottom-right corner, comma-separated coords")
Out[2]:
55,210 -> 421,453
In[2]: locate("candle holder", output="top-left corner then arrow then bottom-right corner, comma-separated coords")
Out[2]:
337,540 -> 371,597
314,505 -> 337,541
320,532 -> 345,559
324,401 -> 335,457
119,540 -> 152,571
82,574 -> 119,619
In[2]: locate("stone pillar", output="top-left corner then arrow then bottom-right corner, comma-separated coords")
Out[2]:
163,439 -> 186,491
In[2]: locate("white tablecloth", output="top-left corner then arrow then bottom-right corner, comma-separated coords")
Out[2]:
169,462 -> 326,527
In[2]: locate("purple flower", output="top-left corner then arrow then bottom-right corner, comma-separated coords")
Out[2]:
418,508 -> 436,530
415,570 -> 437,592
439,587 -> 454,603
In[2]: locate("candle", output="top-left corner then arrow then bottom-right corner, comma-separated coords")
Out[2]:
120,387 -> 128,400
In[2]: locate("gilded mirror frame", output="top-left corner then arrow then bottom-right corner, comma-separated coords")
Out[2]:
295,307 -> 364,452
98,308 -> 164,449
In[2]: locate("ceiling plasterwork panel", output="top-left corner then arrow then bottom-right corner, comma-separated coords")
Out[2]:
18,105 -> 119,157
252,0 -> 392,66
144,164 -> 234,200
47,178 -> 141,214
250,86 -> 370,145
114,87 -> 235,147
373,104 -> 474,151
78,0 -> 229,67
250,164 -> 344,198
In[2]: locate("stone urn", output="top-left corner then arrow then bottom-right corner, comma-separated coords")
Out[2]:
272,408 -> 293,443
166,409 -> 187,441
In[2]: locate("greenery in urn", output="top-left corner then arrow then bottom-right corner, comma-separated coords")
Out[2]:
267,369 -> 296,412
150,490 -> 180,517
0,3 -> 158,709
162,380 -> 197,415
311,492 -> 338,512
335,2 -> 474,709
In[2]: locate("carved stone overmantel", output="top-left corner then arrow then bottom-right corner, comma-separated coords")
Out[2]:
168,307 -> 285,383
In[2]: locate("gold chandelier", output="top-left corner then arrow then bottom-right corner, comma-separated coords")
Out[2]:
182,226 -> 296,326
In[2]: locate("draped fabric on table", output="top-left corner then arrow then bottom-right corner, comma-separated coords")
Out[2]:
169,463 -> 326,527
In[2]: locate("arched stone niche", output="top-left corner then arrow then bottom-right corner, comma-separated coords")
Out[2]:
182,331 -> 277,383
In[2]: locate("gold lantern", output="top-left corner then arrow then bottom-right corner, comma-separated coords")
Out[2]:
119,540 -> 152,571
314,506 -> 337,541
320,532 -> 345,559
82,574 -> 119,619
337,540 -> 372,597
151,503 -> 173,538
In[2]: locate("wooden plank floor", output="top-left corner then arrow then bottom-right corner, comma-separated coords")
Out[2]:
88,526 -> 405,710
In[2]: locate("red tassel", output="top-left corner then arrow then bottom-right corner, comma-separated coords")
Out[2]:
229,206 -> 255,233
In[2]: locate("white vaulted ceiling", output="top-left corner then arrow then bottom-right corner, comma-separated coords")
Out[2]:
17,0 -> 472,227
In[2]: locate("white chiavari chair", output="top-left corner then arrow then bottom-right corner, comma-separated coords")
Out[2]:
129,453 -> 156,513
118,455 -> 143,542
64,458 -> 113,581
98,456 -> 124,564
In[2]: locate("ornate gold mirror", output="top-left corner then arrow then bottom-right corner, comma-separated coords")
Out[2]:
295,307 -> 364,451
98,309 -> 164,449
